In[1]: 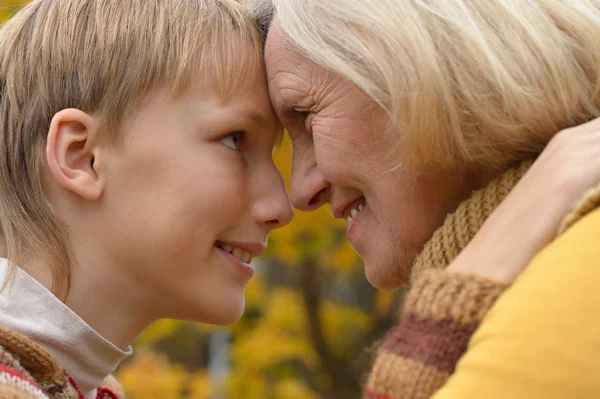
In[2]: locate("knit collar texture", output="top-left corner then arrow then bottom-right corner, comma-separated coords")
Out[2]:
0,258 -> 132,398
411,159 -> 600,282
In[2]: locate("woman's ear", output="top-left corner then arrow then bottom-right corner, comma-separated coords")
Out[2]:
46,109 -> 104,200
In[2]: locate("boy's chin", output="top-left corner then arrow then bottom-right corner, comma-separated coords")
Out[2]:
188,296 -> 246,326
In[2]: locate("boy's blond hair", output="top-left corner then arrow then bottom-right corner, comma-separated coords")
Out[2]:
0,0 -> 263,294
257,0 -> 600,170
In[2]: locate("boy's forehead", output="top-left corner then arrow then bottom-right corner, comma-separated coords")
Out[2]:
206,35 -> 266,93
179,60 -> 282,133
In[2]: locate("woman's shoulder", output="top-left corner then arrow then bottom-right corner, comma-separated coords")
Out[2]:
525,204 -> 600,279
505,204 -> 600,305
435,207 -> 600,399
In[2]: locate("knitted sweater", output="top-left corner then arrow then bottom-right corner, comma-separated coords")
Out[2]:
364,160 -> 600,399
0,326 -> 125,399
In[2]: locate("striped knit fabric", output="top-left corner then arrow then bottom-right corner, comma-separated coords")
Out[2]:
0,327 -> 124,399
0,365 -> 48,399
364,270 -> 508,399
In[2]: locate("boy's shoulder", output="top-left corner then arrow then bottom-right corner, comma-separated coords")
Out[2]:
0,326 -> 124,399
0,363 -> 47,399
0,325 -> 73,398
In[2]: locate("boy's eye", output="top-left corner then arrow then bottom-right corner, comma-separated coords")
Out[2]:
220,131 -> 245,151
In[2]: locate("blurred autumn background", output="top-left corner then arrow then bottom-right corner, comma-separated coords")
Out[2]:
0,1 -> 404,397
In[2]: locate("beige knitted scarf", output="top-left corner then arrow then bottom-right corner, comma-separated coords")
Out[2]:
411,159 -> 600,282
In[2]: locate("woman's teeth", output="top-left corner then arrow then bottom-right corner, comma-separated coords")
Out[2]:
219,243 -> 253,263
346,203 -> 365,225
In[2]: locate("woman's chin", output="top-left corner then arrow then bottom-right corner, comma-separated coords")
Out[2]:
364,258 -> 409,292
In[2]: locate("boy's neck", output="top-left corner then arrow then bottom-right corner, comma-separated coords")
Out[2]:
64,257 -> 152,350
18,252 -> 150,351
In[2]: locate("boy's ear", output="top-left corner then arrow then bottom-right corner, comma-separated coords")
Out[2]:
46,109 -> 104,200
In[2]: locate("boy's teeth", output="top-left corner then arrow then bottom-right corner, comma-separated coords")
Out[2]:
220,243 -> 253,263
351,208 -> 358,218
346,215 -> 353,225
233,247 -> 243,259
358,204 -> 364,212
242,252 -> 252,263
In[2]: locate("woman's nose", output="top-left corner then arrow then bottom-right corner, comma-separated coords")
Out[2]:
290,157 -> 330,212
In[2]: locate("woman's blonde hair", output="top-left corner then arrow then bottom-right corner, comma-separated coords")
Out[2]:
0,0 -> 263,295
257,0 -> 600,169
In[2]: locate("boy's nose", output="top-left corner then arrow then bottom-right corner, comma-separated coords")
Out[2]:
261,192 -> 294,230
253,166 -> 294,230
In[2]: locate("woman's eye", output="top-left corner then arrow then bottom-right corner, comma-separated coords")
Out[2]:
290,109 -> 313,133
220,131 -> 244,151
293,109 -> 310,120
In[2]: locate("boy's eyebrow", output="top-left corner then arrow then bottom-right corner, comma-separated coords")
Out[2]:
246,110 -> 284,145
248,111 -> 271,127
246,110 -> 282,132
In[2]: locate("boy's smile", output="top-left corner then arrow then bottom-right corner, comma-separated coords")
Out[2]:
215,240 -> 266,264
50,48 -> 293,336
104,59 -> 290,324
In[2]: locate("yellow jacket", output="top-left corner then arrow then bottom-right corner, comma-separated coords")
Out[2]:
433,207 -> 600,398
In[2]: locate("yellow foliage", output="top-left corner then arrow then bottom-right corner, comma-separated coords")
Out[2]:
231,288 -> 318,370
0,0 -> 28,23
136,318 -> 219,342
264,288 -> 307,332
187,371 -> 213,399
194,323 -> 219,335
273,135 -> 293,188
268,208 -> 335,264
244,275 -> 266,309
374,291 -> 396,318
225,369 -> 268,399
321,301 -> 372,357
117,351 -> 187,399
322,238 -> 361,274
267,204 -> 364,275
226,370 -> 322,399
232,326 -> 317,371
135,320 -> 182,348
273,379 -> 320,399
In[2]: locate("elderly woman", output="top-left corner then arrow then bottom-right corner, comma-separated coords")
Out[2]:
257,1 -> 600,398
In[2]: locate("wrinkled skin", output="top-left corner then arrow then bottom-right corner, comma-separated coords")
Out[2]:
265,20 -> 484,290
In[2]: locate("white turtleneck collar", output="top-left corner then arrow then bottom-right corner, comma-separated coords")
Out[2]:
0,258 -> 132,398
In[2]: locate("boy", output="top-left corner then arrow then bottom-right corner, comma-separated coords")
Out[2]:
0,1 -> 292,398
